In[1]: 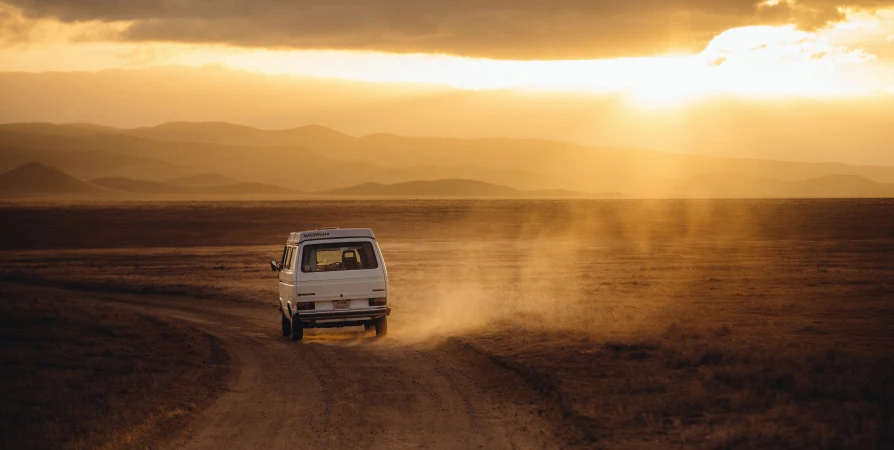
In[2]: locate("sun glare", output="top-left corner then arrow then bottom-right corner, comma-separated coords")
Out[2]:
168,23 -> 883,104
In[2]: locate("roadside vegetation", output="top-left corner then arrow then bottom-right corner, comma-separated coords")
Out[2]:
0,287 -> 228,450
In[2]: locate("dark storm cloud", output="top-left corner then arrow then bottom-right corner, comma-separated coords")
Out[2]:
5,0 -> 893,58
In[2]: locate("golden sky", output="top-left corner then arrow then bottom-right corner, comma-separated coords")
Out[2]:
0,1 -> 893,164
2,1 -> 893,95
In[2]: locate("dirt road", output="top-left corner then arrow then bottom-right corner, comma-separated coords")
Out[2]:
5,200 -> 894,448
32,285 -> 558,450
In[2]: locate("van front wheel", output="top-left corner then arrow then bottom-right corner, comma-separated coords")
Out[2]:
375,317 -> 388,337
281,313 -> 292,336
292,318 -> 304,341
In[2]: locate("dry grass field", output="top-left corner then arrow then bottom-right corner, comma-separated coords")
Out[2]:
0,286 -> 228,450
1,199 -> 892,448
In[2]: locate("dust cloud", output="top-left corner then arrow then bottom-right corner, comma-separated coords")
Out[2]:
387,200 -> 772,343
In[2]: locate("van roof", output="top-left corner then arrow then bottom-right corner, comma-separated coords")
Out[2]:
287,228 -> 375,244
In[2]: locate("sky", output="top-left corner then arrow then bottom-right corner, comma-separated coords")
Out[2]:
1,1 -> 893,164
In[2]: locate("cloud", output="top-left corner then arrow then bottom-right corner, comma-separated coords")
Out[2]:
0,2 -> 124,46
3,0 -> 894,58
0,2 -> 36,44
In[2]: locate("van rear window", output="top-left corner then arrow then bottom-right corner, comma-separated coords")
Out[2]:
301,242 -> 378,273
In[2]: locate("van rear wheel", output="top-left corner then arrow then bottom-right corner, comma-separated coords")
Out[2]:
364,323 -> 374,333
281,313 -> 292,336
374,317 -> 388,337
291,318 -> 304,341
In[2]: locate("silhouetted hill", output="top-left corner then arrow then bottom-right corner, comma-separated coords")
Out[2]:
208,182 -> 293,195
0,128 -> 538,192
104,122 -> 894,190
134,121 -> 261,144
130,122 -> 354,149
319,179 -> 596,197
91,177 -> 292,195
128,123 -> 894,187
0,129 -> 367,191
167,173 -> 241,187
2,66 -> 893,172
4,122 -> 894,198
321,180 -> 519,197
0,148 -> 191,181
0,163 -> 103,194
91,177 -> 185,194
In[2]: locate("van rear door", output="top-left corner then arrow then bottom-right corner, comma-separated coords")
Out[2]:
295,239 -> 387,307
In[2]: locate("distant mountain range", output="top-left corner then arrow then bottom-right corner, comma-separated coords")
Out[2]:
0,163 -> 293,197
1,121 -> 893,199
0,163 -> 611,198
4,162 -> 892,199
319,179 -> 621,198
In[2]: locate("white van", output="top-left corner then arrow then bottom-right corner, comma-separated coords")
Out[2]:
271,228 -> 390,341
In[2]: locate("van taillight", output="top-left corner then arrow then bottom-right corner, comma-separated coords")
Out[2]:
296,302 -> 315,311
368,298 -> 387,307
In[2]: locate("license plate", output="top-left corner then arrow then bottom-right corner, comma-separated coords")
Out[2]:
333,300 -> 350,311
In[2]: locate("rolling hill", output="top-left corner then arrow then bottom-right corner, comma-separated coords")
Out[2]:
2,121 -> 894,198
91,177 -> 292,195
206,182 -> 293,195
2,66 -> 892,172
0,163 -> 293,198
110,122 -> 894,188
323,173 -> 894,199
0,129 -> 371,190
167,173 -> 242,187
0,163 -> 104,194
0,147 -> 193,181
166,173 -> 292,193
0,127 -> 541,192
319,179 -> 600,198
90,177 -> 187,194
321,179 -> 521,197
131,122 -> 355,151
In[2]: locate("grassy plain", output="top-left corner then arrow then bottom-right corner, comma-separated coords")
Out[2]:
1,199 -> 892,448
0,286 -> 228,450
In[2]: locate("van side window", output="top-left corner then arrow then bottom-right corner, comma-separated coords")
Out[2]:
301,242 -> 378,273
280,246 -> 288,268
283,246 -> 296,272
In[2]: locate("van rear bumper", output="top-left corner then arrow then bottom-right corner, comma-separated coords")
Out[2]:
294,306 -> 391,323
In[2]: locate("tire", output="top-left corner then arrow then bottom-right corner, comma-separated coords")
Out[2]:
374,316 -> 388,337
291,318 -> 304,341
364,323 -> 374,333
281,313 -> 292,336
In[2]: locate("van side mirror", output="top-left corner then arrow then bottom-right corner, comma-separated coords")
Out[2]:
270,260 -> 281,272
